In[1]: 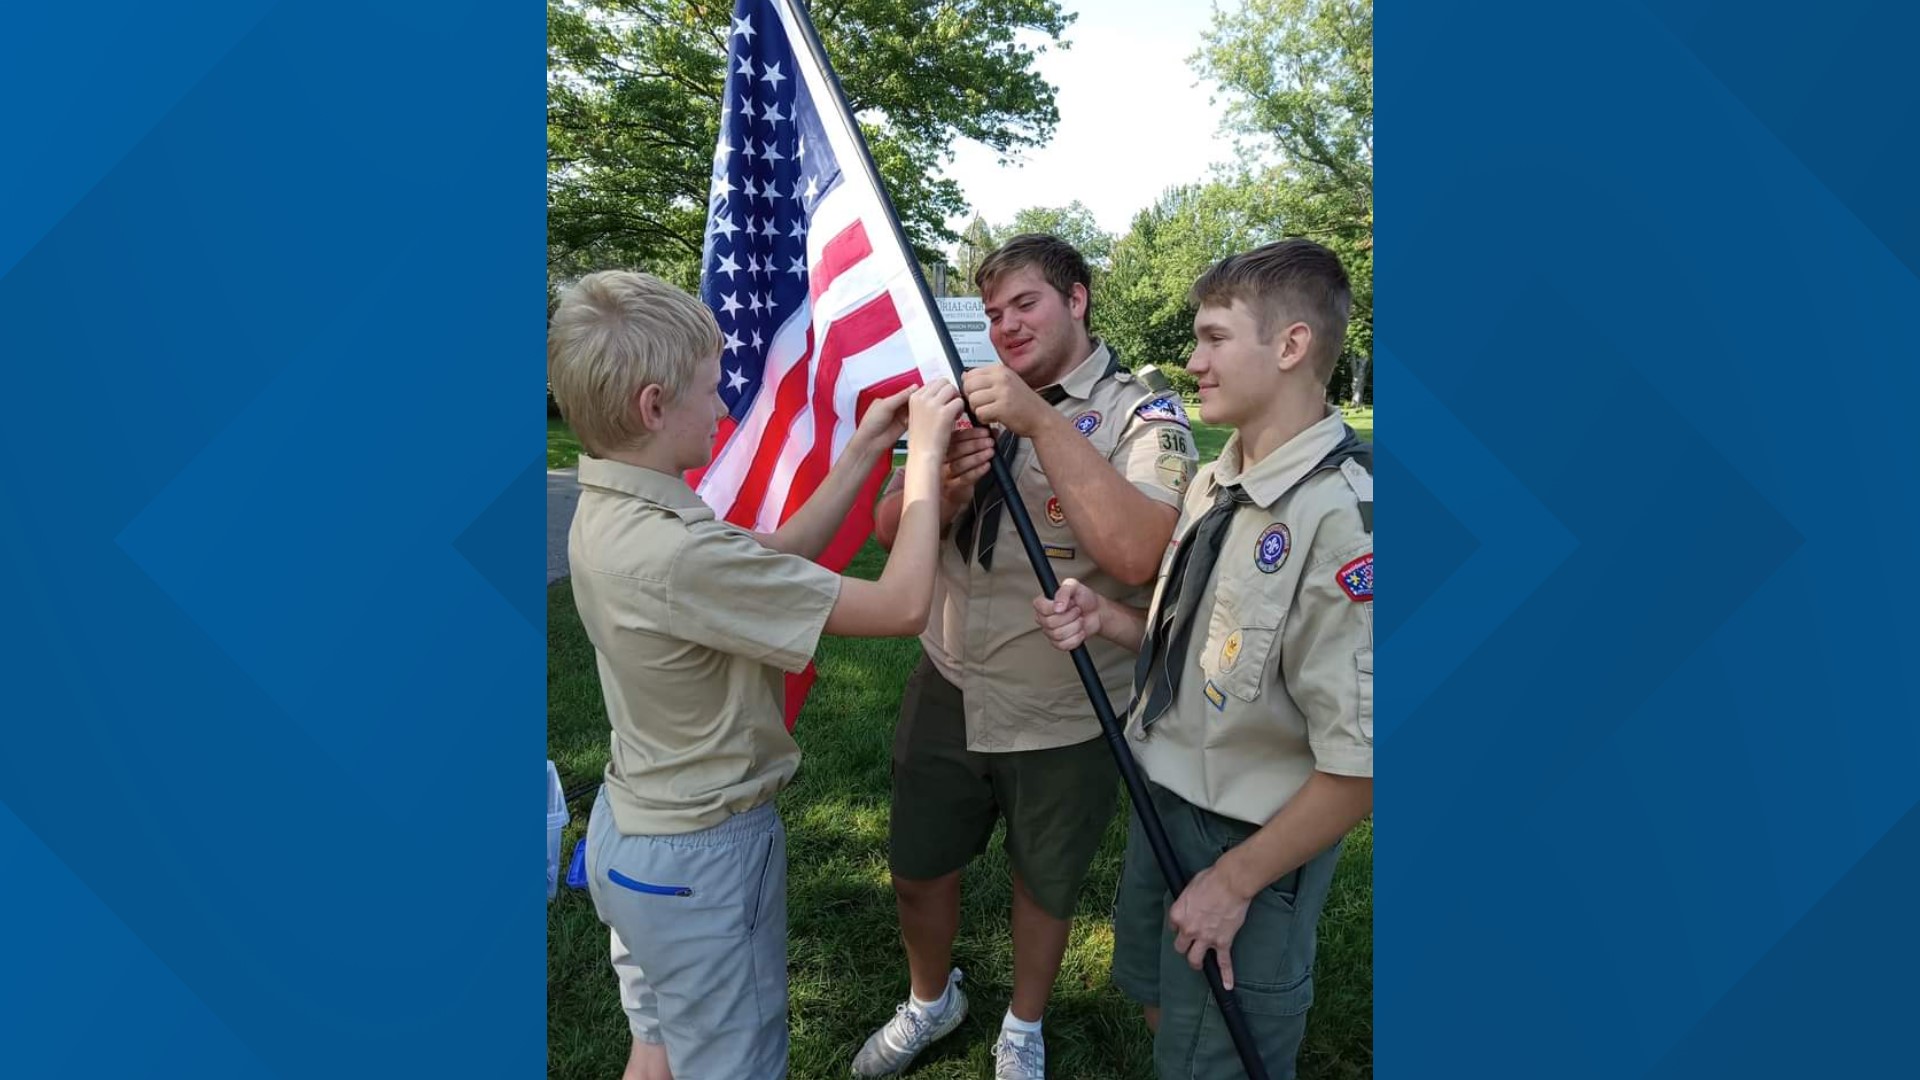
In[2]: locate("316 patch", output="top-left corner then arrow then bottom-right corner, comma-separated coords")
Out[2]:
1256,523 -> 1291,574
1045,496 -> 1066,527
1073,410 -> 1102,436
1338,553 -> 1374,601
1134,394 -> 1189,427
1157,428 -> 1191,454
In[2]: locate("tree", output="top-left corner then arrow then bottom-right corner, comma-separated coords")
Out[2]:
548,0 -> 1074,289
946,215 -> 998,296
1001,200 -> 1113,269
1100,179 -> 1286,391
1192,0 -> 1373,403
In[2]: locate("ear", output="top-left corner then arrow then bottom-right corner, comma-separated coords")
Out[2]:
1274,321 -> 1314,374
1067,282 -> 1089,323
633,383 -> 668,432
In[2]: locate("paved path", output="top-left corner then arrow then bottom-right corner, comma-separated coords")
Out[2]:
548,469 -> 579,584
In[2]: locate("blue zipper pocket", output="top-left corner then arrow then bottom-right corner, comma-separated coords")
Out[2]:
607,868 -> 693,897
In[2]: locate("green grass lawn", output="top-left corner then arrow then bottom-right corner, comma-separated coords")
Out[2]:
550,416 -> 584,469
547,408 -> 1375,1078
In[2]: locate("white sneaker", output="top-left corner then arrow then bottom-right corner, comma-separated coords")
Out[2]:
850,968 -> 968,1077
992,1027 -> 1046,1079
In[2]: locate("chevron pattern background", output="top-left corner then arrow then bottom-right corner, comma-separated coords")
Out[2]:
4,0 -> 1918,1076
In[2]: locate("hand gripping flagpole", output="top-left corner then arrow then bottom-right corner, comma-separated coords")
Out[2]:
775,4 -> 1270,1076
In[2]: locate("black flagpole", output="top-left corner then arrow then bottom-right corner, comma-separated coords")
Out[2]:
776,3 -> 1269,1076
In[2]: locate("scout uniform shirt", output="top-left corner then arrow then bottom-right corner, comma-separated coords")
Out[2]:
569,457 -> 843,836
1126,407 -> 1374,826
922,341 -> 1200,752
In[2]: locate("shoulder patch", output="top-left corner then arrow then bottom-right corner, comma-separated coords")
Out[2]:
1072,410 -> 1103,436
1133,393 -> 1190,428
1155,453 -> 1193,493
1157,428 -> 1193,455
1337,553 -> 1374,602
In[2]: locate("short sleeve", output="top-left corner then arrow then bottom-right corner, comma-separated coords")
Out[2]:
1280,530 -> 1374,778
1112,394 -> 1199,508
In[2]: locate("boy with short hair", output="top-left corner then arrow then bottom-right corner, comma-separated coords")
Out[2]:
1033,239 -> 1373,1078
549,269 -> 964,1080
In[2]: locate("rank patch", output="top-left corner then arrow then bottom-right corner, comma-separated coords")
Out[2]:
1219,629 -> 1244,672
1045,496 -> 1066,527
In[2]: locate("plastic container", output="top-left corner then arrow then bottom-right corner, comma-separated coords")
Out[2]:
546,761 -> 569,901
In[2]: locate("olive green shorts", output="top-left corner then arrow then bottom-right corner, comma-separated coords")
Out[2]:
888,654 -> 1117,920
1111,782 -> 1343,1080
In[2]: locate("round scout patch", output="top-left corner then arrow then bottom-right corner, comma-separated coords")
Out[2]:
1073,410 -> 1102,436
1155,452 -> 1191,493
1045,496 -> 1066,527
1256,523 -> 1291,574
1219,628 -> 1244,672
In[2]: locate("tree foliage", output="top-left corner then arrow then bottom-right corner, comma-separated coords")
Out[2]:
1124,0 -> 1373,402
548,0 -> 1075,288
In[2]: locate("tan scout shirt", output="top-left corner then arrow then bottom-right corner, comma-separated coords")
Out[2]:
921,342 -> 1199,752
569,457 -> 843,836
1127,408 -> 1374,826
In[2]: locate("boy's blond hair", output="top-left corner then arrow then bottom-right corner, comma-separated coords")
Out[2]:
547,270 -> 721,457
1191,239 -> 1351,384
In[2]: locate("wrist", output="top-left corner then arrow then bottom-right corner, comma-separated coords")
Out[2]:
1214,848 -> 1264,901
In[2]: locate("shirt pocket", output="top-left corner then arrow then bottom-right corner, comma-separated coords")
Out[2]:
1203,590 -> 1289,703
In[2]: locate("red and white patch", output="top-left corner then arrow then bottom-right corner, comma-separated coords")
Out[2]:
1337,553 -> 1374,602
1045,497 -> 1066,527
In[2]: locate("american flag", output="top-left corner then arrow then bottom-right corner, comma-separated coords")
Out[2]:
687,0 -> 957,727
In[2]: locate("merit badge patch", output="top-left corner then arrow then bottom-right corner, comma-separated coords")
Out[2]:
1157,428 -> 1191,454
1255,523 -> 1291,574
1219,629 -> 1244,672
1338,553 -> 1374,602
1073,410 -> 1103,436
1044,544 -> 1077,560
1156,452 -> 1193,493
1204,681 -> 1227,711
1045,496 -> 1066,527
1134,394 -> 1190,427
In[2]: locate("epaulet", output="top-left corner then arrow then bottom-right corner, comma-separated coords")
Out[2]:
1311,433 -> 1373,534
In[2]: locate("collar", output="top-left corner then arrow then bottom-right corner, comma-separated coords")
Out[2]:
1209,407 -> 1349,509
575,455 -> 716,523
1052,340 -> 1117,401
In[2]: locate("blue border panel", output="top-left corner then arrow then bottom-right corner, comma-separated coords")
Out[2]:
1382,1 -> 1920,1077
0,1 -> 544,1075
